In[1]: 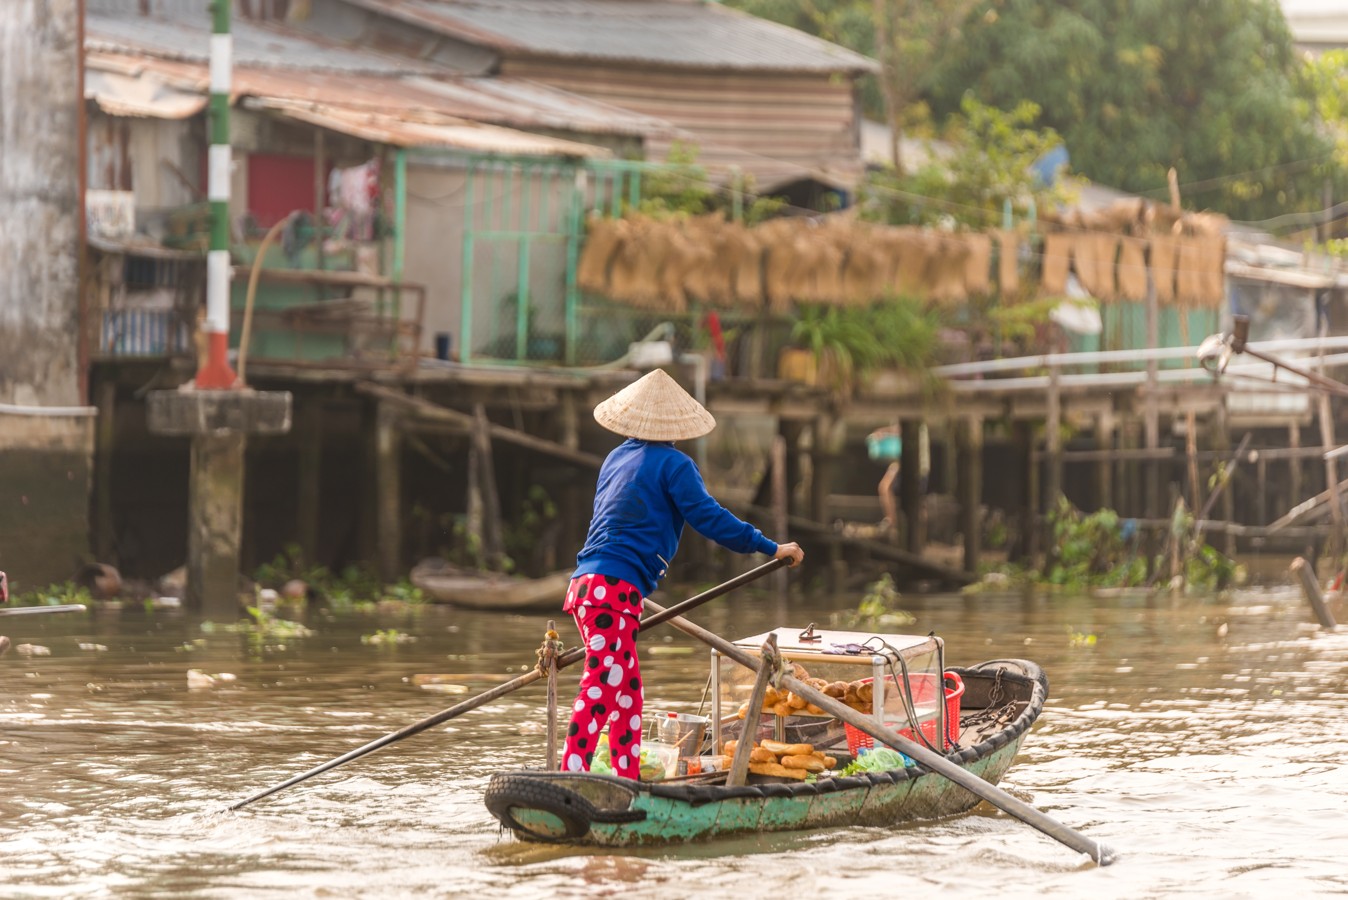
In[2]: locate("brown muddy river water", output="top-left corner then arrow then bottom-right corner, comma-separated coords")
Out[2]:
1,581 -> 1345,898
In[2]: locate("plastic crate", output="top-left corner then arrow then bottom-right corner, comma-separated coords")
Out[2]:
844,671 -> 964,754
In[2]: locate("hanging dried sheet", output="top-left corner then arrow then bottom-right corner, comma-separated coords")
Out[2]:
996,230 -> 1020,295
1116,236 -> 1148,301
963,232 -> 992,297
1041,232 -> 1071,295
1149,234 -> 1178,304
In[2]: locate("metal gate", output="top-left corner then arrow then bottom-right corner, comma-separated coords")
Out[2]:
458,156 -> 647,365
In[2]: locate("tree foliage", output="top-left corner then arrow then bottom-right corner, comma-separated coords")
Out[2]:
1306,49 -> 1348,170
857,95 -> 1073,228
920,0 -> 1337,222
728,0 -> 1342,224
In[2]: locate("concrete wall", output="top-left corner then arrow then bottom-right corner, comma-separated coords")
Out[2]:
0,0 -> 93,587
0,0 -> 81,406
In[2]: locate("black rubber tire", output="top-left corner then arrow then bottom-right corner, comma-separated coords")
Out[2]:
484,774 -> 596,842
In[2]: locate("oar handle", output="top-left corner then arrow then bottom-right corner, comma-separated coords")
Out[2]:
227,557 -> 788,811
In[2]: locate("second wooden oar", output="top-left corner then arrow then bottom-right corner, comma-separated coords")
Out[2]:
227,558 -> 788,811
643,597 -> 1118,866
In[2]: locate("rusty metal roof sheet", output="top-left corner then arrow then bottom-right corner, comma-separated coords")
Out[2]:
86,10 -> 437,75
401,76 -> 676,138
340,0 -> 879,73
85,52 -> 614,157
247,98 -> 612,157
85,66 -> 205,119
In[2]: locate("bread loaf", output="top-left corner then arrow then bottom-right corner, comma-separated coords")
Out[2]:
749,762 -> 810,780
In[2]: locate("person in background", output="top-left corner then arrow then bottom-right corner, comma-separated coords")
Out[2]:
560,368 -> 804,779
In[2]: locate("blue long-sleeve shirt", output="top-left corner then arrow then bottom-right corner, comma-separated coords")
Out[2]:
572,438 -> 778,598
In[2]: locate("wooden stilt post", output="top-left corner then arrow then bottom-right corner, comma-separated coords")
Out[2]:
957,417 -> 983,573
1047,367 -> 1063,507
297,399 -> 322,565
771,434 -> 788,600
1012,419 -> 1038,563
1289,422 -> 1303,521
1290,556 -> 1338,629
472,403 -> 505,570
1096,409 -> 1114,513
900,419 -> 924,554
1256,453 -> 1269,530
1185,410 -> 1200,515
1318,393 -> 1344,565
375,402 -> 402,582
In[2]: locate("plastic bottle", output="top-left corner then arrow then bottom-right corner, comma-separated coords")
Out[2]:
657,712 -> 680,749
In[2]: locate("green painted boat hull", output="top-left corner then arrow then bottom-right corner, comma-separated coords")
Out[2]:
485,659 -> 1047,847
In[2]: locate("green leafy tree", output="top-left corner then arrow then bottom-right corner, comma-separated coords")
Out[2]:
727,0 -> 976,174
920,0 -> 1337,222
858,94 -> 1072,228
1307,49 -> 1348,169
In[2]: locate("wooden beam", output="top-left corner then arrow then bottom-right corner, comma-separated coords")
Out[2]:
741,505 -> 976,585
356,382 -> 604,470
473,404 -> 506,570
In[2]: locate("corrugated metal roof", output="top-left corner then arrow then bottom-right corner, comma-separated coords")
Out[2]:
248,98 -> 612,157
86,10 -> 438,74
85,67 -> 205,119
85,52 -> 614,157
340,0 -> 879,73
402,76 -> 676,139
88,48 -> 667,139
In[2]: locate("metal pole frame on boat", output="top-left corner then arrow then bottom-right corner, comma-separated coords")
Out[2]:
643,598 -> 1118,867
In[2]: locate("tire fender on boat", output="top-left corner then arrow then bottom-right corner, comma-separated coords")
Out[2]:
484,775 -> 598,841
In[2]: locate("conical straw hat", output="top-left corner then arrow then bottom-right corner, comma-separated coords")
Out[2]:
594,368 -> 716,441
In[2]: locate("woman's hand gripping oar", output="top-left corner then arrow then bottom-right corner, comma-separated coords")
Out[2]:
226,558 -> 789,811
642,597 -> 1118,867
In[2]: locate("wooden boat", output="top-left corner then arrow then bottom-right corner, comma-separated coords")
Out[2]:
409,559 -> 571,612
484,658 -> 1047,846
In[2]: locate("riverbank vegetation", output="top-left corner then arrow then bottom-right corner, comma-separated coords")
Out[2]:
967,497 -> 1242,595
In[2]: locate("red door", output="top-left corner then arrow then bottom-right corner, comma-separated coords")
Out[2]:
246,153 -> 317,228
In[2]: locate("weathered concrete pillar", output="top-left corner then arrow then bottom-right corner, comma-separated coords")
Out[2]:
0,0 -> 80,404
188,432 -> 245,618
93,380 -> 118,563
0,1 -> 90,586
148,390 -> 291,618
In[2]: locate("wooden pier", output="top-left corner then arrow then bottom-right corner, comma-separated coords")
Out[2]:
87,331 -> 1348,594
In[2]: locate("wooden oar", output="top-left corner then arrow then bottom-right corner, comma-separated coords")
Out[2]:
227,558 -> 788,811
0,604 -> 87,617
643,598 -> 1118,866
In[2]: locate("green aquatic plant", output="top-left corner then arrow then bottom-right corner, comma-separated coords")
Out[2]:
203,606 -> 314,639
361,629 -> 416,646
11,582 -> 94,607
834,574 -> 916,628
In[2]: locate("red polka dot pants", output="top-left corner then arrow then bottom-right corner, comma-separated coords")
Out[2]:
561,574 -> 644,779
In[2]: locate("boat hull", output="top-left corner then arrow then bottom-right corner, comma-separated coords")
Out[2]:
409,560 -> 571,611
485,659 -> 1046,846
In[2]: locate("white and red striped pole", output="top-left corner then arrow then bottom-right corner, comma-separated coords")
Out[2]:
197,0 -> 237,389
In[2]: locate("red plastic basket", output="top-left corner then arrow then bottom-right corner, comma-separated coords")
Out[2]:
844,671 -> 965,755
